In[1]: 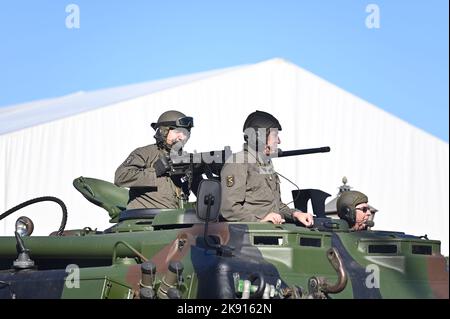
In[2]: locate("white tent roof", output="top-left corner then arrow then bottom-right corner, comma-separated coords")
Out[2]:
1,58 -> 448,255
0,64 -> 242,135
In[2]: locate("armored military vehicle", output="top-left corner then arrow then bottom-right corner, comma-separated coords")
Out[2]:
0,147 -> 448,299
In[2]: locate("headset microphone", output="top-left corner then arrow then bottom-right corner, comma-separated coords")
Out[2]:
364,220 -> 375,227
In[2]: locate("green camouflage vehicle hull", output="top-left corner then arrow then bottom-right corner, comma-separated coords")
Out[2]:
0,177 -> 448,299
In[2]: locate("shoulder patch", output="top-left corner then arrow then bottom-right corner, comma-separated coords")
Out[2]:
226,175 -> 234,187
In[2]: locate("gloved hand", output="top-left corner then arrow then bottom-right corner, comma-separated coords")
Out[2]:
154,156 -> 171,177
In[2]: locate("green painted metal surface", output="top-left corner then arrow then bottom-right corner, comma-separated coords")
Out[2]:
0,177 -> 448,299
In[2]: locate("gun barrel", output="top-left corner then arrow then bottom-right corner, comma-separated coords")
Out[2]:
276,146 -> 330,158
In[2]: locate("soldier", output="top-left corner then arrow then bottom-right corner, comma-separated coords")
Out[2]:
115,110 -> 194,209
220,110 -> 314,226
336,190 -> 372,231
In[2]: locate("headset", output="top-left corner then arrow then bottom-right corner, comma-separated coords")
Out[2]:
338,205 -> 356,227
154,127 -> 171,151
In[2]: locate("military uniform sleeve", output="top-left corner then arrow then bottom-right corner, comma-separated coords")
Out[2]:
221,163 -> 260,222
279,203 -> 296,223
114,147 -> 158,188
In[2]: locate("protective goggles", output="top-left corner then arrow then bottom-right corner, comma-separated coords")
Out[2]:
151,117 -> 194,130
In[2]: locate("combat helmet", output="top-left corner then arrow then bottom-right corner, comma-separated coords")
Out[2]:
243,110 -> 282,132
336,190 -> 368,227
151,110 -> 194,150
151,110 -> 194,131
243,110 -> 282,149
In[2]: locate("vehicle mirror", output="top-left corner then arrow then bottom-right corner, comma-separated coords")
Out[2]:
196,179 -> 221,222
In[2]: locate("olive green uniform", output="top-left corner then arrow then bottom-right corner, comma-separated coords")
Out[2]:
114,144 -> 181,209
220,149 -> 296,222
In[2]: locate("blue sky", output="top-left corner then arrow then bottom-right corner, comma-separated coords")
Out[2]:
0,0 -> 448,141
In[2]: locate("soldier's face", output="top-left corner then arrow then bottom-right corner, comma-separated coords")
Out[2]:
353,203 -> 371,231
166,128 -> 190,146
265,129 -> 280,155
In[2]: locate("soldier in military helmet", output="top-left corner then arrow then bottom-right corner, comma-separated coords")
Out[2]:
336,190 -> 372,231
220,110 -> 314,226
114,110 -> 194,209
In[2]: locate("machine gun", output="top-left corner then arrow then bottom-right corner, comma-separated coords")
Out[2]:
168,146 -> 232,178
276,146 -> 330,158
156,146 -> 330,197
153,147 -> 232,198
